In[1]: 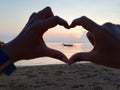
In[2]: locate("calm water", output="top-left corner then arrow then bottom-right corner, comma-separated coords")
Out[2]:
15,43 -> 93,66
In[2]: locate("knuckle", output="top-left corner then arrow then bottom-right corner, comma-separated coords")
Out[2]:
29,12 -> 37,19
32,12 -> 37,15
81,16 -> 87,20
73,19 -> 77,22
73,16 -> 88,23
54,16 -> 60,21
44,6 -> 52,12
72,18 -> 79,24
102,22 -> 113,30
45,6 -> 51,10
103,22 -> 112,26
80,16 -> 89,23
54,16 -> 59,19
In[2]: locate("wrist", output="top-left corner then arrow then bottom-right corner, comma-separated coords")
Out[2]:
0,47 -> 16,75
1,43 -> 18,62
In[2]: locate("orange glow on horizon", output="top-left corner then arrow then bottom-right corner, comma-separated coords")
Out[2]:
44,26 -> 85,40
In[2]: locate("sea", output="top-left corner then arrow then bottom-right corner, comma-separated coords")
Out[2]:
15,43 -> 93,66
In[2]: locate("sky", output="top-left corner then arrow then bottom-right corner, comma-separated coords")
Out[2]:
0,0 -> 120,43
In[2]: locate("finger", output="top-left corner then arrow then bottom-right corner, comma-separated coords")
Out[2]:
27,7 -> 53,25
68,52 -> 92,65
34,16 -> 69,35
45,47 -> 68,63
70,16 -> 100,34
43,16 -> 69,30
87,32 -> 95,46
37,7 -> 54,19
27,13 -> 37,25
29,13 -> 37,21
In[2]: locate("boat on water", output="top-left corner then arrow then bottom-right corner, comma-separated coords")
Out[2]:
63,43 -> 73,46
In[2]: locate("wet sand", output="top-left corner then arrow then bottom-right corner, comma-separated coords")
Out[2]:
0,63 -> 120,90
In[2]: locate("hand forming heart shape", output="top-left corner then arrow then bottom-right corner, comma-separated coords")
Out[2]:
69,16 -> 120,68
2,7 -> 120,69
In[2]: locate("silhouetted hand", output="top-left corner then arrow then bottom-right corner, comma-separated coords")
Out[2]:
1,7 -> 69,63
69,16 -> 120,68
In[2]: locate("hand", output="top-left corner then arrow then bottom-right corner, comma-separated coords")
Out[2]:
69,16 -> 120,68
1,7 -> 69,63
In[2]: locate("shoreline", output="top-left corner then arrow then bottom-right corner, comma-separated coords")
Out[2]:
1,63 -> 120,90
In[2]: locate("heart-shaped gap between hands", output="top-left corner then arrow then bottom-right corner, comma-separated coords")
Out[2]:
41,16 -> 94,63
43,25 -> 91,58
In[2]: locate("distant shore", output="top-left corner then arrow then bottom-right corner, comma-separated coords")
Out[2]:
0,63 -> 120,90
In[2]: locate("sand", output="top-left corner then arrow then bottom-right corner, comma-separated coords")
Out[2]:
0,63 -> 120,90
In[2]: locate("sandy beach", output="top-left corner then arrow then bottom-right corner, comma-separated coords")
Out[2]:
0,63 -> 120,90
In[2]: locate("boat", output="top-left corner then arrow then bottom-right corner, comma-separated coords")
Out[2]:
63,31 -> 74,46
63,43 -> 73,46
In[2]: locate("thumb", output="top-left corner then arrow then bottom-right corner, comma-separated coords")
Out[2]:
87,32 -> 95,46
45,47 -> 68,63
68,52 -> 92,65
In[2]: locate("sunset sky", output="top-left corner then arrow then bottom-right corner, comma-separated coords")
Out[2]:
0,0 -> 120,43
